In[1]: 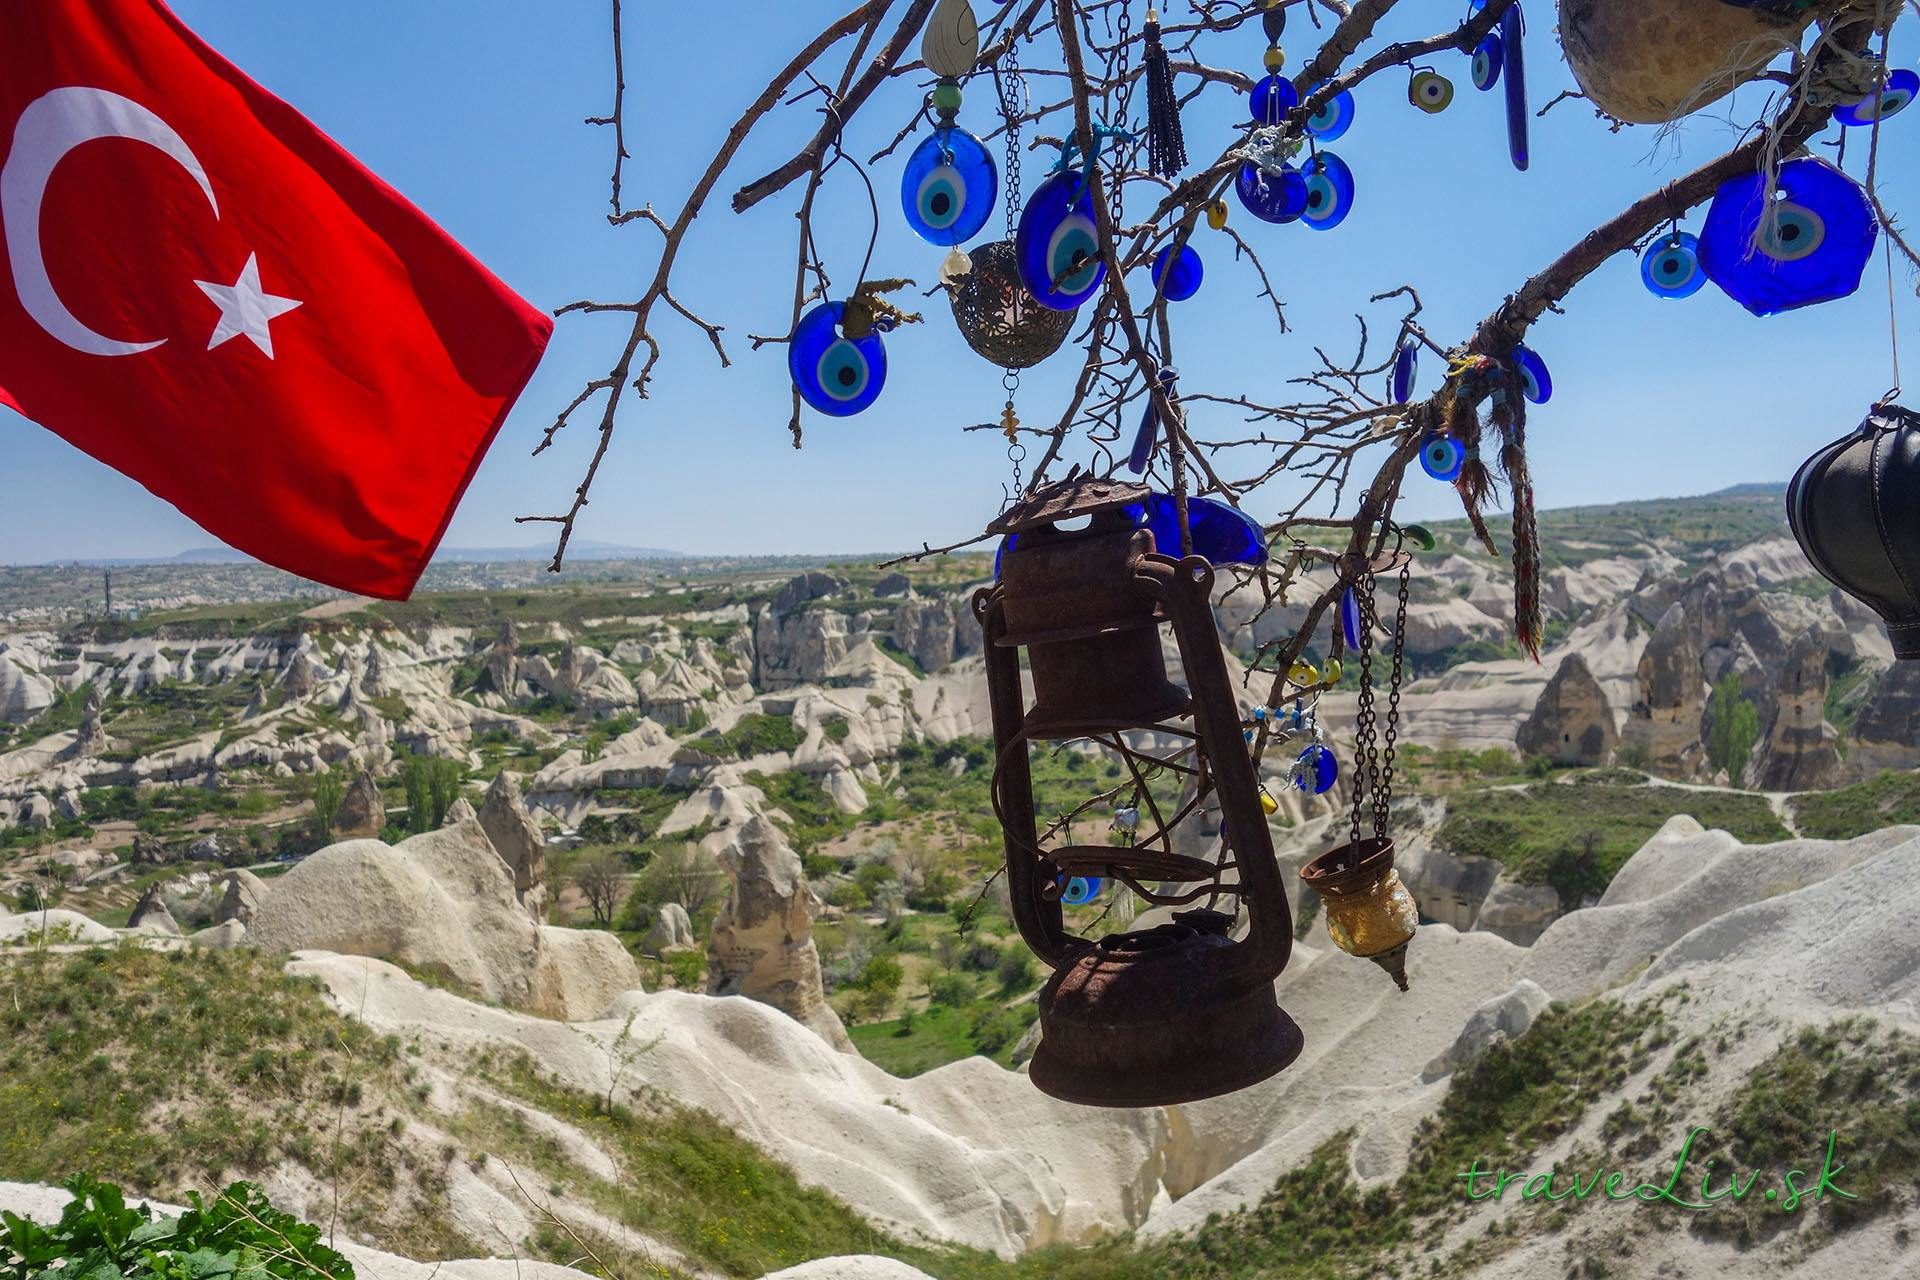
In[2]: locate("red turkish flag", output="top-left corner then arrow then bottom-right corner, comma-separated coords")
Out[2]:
0,0 -> 553,599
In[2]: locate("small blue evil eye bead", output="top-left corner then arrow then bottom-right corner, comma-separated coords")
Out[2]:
1250,74 -> 1300,125
1152,243 -> 1204,302
1016,170 -> 1105,311
1471,33 -> 1504,91
1340,586 -> 1363,650
1304,82 -> 1355,141
1641,231 -> 1706,300
1420,434 -> 1466,482
1391,340 -> 1418,403
1061,875 -> 1103,906
900,127 -> 997,246
1301,152 -> 1355,231
1836,68 -> 1918,125
1252,706 -> 1268,722
1512,344 -> 1552,404
1235,161 -> 1309,224
788,301 -> 886,417
1293,744 -> 1338,795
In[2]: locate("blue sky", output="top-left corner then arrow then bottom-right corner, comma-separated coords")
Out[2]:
2,2 -> 1915,564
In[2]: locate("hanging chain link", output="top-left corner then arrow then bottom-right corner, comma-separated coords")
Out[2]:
1111,3 -> 1133,232
1347,554 -> 1412,845
997,37 -> 1027,502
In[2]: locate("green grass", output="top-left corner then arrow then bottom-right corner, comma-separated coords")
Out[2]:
1789,770 -> 1920,840
846,1002 -> 1037,1077
715,712 -> 803,758
1436,778 -> 1788,886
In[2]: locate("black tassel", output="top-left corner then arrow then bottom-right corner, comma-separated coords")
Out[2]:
1143,9 -> 1187,178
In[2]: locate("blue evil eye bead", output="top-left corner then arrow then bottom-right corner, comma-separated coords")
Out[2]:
1339,586 -> 1363,650
993,533 -> 1017,579
1513,345 -> 1551,404
1016,170 -> 1105,311
1293,744 -> 1339,795
1471,34 -> 1503,91
1235,161 -> 1308,224
900,127 -> 996,245
1140,492 -> 1267,566
1641,232 -> 1706,300
1699,158 -> 1876,317
1152,243 -> 1204,302
1420,434 -> 1465,482
1305,83 -> 1355,141
1836,69 -> 1918,126
1250,74 -> 1300,125
1409,70 -> 1454,113
788,302 -> 885,417
1301,152 -> 1355,231
1391,341 -> 1418,402
1060,875 -> 1103,905
1501,4 -> 1529,171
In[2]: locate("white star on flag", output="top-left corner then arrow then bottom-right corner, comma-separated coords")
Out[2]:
194,253 -> 301,358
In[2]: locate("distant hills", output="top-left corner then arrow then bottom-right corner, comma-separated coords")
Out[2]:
30,539 -> 689,568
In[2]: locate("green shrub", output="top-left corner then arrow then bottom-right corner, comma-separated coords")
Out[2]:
994,945 -> 1037,993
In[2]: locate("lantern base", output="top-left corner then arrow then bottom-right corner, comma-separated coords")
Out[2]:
1028,915 -> 1304,1107
1362,938 -> 1411,992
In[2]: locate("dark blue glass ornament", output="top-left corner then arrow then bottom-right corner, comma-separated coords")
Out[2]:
1305,82 -> 1356,141
1136,493 -> 1268,566
1301,152 -> 1355,231
1471,34 -> 1503,91
1293,744 -> 1338,795
1409,70 -> 1454,113
993,533 -> 1018,579
1235,161 -> 1308,224
1250,74 -> 1300,125
1152,244 -> 1204,301
1420,434 -> 1465,482
1836,69 -> 1917,125
1699,158 -> 1876,317
1501,4 -> 1529,171
1513,344 -> 1551,404
1128,367 -> 1179,474
1641,231 -> 1706,300
1391,341 -> 1418,402
788,302 -> 886,417
1016,170 -> 1105,311
1061,875 -> 1103,905
1340,586 -> 1363,650
900,127 -> 997,245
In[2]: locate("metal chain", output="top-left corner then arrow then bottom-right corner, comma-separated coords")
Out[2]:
1376,563 -> 1410,835
998,38 -> 1026,500
1347,572 -> 1377,849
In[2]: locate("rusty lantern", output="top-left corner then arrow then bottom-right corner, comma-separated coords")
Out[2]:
973,474 -> 1303,1107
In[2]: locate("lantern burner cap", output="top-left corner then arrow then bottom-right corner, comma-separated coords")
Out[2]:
989,473 -> 1151,536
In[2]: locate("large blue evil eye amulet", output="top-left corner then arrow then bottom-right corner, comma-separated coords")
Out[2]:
1699,157 -> 1877,317
788,301 -> 886,417
1016,170 -> 1105,310
1340,586 -> 1364,650
1305,82 -> 1356,141
1421,434 -> 1465,482
1301,152 -> 1355,230
1138,492 -> 1267,566
1293,744 -> 1339,794
1513,345 -> 1551,404
1641,231 -> 1705,300
1235,161 -> 1308,224
1835,68 -> 1917,126
1250,74 -> 1300,125
901,126 -> 997,245
1391,341 -> 1418,402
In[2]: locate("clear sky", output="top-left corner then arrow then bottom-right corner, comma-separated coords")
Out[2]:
1,2 -> 1915,565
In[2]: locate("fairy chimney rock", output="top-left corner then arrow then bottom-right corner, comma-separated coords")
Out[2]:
706,813 -> 854,1052
334,768 -> 386,838
478,770 -> 547,920
1515,654 -> 1617,766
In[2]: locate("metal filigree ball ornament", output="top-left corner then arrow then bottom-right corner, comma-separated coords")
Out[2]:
948,239 -> 1073,369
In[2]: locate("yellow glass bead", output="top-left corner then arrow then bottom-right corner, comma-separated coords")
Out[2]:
1259,787 -> 1279,816
1289,659 -> 1319,686
1264,46 -> 1287,72
1206,200 -> 1229,230
1326,658 -> 1343,684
